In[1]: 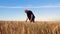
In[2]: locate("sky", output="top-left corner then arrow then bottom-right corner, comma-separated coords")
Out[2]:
0,0 -> 60,21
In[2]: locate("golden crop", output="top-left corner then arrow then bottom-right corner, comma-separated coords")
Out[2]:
0,21 -> 60,34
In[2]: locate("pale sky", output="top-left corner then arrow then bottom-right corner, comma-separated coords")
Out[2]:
0,0 -> 60,21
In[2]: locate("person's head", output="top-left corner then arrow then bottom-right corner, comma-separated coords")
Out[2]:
24,9 -> 28,13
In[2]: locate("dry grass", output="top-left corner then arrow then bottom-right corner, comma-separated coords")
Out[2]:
0,21 -> 60,34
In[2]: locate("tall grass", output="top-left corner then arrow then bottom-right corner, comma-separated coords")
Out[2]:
0,21 -> 60,34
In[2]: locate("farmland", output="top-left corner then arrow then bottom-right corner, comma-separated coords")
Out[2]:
0,21 -> 60,34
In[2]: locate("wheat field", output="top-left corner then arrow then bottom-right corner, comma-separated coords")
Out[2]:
0,21 -> 60,34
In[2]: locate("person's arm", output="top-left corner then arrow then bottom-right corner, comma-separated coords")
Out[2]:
30,14 -> 33,22
25,17 -> 28,22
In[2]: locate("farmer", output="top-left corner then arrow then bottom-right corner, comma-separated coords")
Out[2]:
24,9 -> 35,22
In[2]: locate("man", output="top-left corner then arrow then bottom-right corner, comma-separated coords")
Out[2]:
24,9 -> 35,22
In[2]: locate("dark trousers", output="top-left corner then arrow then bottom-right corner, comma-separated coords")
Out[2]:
29,17 -> 35,23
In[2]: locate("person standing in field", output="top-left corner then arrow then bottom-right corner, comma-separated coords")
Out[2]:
24,9 -> 35,23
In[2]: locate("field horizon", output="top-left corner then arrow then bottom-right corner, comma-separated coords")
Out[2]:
0,21 -> 60,34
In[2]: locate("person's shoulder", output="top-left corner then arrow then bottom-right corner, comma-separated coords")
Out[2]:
28,10 -> 32,12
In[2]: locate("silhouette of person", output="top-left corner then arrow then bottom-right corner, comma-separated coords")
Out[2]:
24,9 -> 35,22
